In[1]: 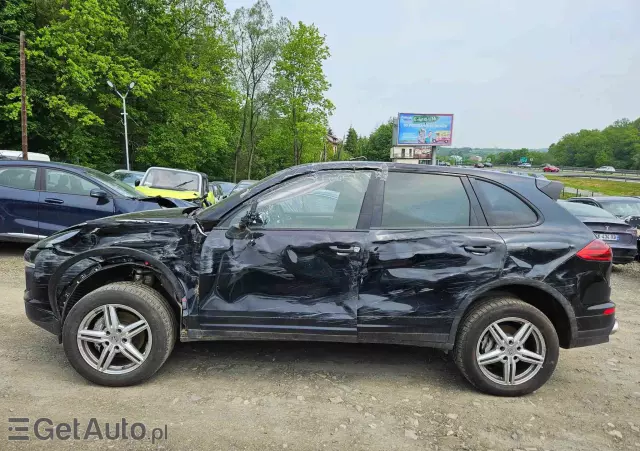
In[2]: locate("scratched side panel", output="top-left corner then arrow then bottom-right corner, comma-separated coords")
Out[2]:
496,226 -> 611,316
358,228 -> 506,342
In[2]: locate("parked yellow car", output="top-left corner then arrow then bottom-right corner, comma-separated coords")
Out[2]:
135,167 -> 215,206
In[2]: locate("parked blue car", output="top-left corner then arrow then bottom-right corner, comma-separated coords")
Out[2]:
0,161 -> 194,242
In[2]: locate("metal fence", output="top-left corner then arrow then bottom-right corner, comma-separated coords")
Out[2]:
560,187 -> 598,199
559,166 -> 640,176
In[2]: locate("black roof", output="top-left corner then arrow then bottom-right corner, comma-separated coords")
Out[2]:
197,161 -> 562,223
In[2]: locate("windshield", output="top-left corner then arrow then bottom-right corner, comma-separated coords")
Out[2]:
141,168 -> 201,192
230,180 -> 256,194
599,199 -> 640,217
560,201 -> 616,219
86,168 -> 143,198
213,181 -> 236,195
110,171 -> 144,185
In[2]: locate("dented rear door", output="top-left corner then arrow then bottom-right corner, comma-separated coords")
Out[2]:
357,171 -> 507,345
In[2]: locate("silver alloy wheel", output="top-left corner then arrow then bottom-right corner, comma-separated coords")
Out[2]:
475,317 -> 546,386
76,304 -> 152,375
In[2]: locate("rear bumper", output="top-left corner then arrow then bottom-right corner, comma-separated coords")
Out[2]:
24,290 -> 60,336
573,302 -> 617,348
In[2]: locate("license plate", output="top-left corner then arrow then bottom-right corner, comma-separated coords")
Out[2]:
596,233 -> 619,241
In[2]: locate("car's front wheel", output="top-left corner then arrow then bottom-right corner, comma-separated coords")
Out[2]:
62,282 -> 176,386
454,297 -> 559,396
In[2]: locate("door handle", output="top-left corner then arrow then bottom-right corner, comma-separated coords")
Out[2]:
329,245 -> 361,256
44,198 -> 64,205
463,245 -> 493,255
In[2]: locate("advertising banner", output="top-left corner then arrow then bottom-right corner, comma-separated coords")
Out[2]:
397,113 -> 454,146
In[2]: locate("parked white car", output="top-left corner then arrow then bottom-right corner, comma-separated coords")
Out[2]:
595,166 -> 616,173
0,150 -> 50,161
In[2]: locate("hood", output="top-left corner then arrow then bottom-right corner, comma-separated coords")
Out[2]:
137,196 -> 196,208
136,185 -> 201,201
86,207 -> 199,228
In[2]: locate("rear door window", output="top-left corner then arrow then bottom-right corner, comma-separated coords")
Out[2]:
473,179 -> 538,226
381,172 -> 471,227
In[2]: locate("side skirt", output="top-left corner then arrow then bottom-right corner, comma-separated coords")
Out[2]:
182,328 -> 453,350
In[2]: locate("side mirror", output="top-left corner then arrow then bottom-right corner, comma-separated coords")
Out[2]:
239,201 -> 265,228
134,180 -> 141,187
90,188 -> 109,199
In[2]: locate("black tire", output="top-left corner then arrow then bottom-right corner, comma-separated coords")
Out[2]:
62,282 -> 177,386
453,296 -> 559,396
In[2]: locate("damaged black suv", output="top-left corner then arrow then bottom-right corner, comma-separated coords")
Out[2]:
24,162 -> 618,396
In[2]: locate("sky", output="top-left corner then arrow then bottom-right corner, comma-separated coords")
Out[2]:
226,0 -> 640,149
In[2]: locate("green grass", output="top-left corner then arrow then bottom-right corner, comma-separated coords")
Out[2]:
547,175 -> 640,197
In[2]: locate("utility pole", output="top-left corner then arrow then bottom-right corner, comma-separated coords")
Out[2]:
19,31 -> 28,160
107,80 -> 135,170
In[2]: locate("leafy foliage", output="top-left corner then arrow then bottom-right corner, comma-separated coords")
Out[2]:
547,118 -> 640,169
271,21 -> 334,166
490,148 -> 549,165
359,120 -> 393,162
0,0 -> 339,181
342,126 -> 357,159
229,0 -> 288,181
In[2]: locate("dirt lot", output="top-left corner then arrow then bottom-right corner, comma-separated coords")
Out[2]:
1,243 -> 639,451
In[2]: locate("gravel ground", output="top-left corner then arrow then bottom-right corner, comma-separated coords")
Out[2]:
0,243 -> 638,450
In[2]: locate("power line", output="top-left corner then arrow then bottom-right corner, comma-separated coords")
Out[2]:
0,34 -> 20,42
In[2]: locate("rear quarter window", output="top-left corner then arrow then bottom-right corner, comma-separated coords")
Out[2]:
474,179 -> 538,226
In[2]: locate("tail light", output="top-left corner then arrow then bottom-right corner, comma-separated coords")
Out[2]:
576,239 -> 612,262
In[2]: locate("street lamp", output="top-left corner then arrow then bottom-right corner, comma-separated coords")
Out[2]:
107,80 -> 135,170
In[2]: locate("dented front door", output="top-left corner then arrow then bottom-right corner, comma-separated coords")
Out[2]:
197,230 -> 365,338
196,169 -> 375,340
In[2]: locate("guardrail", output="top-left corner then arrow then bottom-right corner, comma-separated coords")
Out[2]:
559,166 -> 640,176
492,165 -> 640,181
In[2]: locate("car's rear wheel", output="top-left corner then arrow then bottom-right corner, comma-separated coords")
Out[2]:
454,296 -> 559,396
62,282 -> 176,386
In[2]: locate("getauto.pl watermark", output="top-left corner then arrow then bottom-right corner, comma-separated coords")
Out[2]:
8,417 -> 168,443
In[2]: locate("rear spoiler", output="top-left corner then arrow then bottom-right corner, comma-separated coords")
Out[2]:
536,178 -> 563,200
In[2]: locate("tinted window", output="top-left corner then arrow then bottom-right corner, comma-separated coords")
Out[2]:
382,173 -> 470,227
46,170 -> 99,196
474,179 -> 537,226
0,167 -> 36,190
226,171 -> 371,229
110,171 -> 143,186
599,200 -> 640,217
87,168 -> 142,198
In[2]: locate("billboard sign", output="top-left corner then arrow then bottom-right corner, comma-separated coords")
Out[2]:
397,113 -> 454,146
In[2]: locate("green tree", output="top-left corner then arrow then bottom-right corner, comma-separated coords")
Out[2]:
271,21 -> 334,165
342,126 -> 358,159
230,0 -> 287,180
360,121 -> 392,162
0,0 -> 237,177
